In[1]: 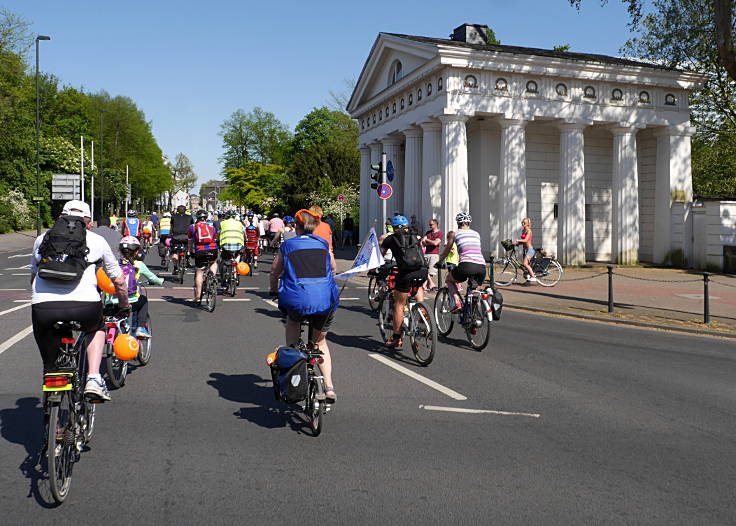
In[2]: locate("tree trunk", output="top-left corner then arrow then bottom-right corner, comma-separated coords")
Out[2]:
714,0 -> 736,81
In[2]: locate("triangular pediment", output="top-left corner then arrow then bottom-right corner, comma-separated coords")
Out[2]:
348,34 -> 438,114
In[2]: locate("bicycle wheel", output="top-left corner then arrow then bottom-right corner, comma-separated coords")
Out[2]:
228,267 -> 237,297
492,257 -> 517,286
466,297 -> 491,351
204,273 -> 216,312
377,297 -> 393,343
535,259 -> 563,287
433,287 -> 454,336
178,261 -> 185,284
105,342 -> 127,389
409,302 -> 436,366
367,276 -> 379,312
82,399 -> 95,443
47,394 -> 74,503
307,377 -> 324,437
137,314 -> 152,366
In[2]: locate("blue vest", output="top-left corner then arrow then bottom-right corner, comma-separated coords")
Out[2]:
125,218 -> 140,237
278,234 -> 339,315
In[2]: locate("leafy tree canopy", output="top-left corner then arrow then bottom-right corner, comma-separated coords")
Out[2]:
219,107 -> 291,170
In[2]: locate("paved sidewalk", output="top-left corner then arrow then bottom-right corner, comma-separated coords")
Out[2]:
0,229 -> 44,253
333,247 -> 736,338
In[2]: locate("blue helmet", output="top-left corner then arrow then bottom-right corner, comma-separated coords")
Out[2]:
283,215 -> 295,224
392,215 -> 409,226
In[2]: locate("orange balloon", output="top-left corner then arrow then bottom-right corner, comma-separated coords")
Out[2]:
96,267 -> 116,295
113,334 -> 139,360
266,351 -> 277,366
236,262 -> 250,276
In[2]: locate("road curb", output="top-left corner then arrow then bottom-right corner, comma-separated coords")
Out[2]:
505,304 -> 736,340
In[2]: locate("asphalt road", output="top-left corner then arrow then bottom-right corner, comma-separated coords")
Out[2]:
0,243 -> 735,525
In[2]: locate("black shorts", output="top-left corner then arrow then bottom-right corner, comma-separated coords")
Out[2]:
286,310 -> 335,333
451,262 -> 486,287
32,301 -> 103,370
395,267 -> 429,293
194,249 -> 218,269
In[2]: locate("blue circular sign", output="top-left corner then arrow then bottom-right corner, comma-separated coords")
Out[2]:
378,183 -> 393,199
386,160 -> 395,182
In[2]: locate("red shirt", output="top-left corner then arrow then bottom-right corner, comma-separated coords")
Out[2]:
424,229 -> 443,255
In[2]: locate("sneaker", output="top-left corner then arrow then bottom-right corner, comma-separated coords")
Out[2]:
84,377 -> 111,402
528,277 -> 538,283
172,266 -> 178,275
135,327 -> 151,339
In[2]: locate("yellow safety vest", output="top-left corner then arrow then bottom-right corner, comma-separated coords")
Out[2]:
446,242 -> 459,265
159,217 -> 171,231
219,218 -> 244,245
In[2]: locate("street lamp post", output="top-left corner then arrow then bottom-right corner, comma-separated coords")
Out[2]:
35,35 -> 51,236
98,109 -> 108,220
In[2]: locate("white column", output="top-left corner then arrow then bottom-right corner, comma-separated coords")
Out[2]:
358,146 -> 371,240
420,120 -> 442,226
557,122 -> 587,265
369,142 -> 384,230
402,127 -> 423,222
438,114 -> 469,235
382,137 -> 403,217
653,125 -> 695,264
498,118 -> 527,244
469,121 -> 495,257
611,126 -> 640,265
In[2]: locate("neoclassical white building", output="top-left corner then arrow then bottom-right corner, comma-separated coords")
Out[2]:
348,24 -> 704,265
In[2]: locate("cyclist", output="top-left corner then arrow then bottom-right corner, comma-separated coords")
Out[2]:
244,220 -> 260,269
218,210 -> 245,283
282,215 -> 297,241
379,215 -> 428,348
268,212 -> 284,250
170,205 -> 193,275
269,208 -> 338,403
122,210 -> 141,239
513,217 -> 537,283
104,236 -> 164,339
141,216 -> 154,248
309,205 -> 334,253
30,200 -> 130,402
436,212 -> 486,311
150,211 -> 159,239
189,209 -> 218,302
158,211 -> 172,266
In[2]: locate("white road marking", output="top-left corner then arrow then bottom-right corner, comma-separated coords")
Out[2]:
222,298 -> 251,302
12,273 -> 30,276
419,404 -> 541,418
13,299 -> 31,303
340,297 -> 360,300
4,265 -> 30,270
0,288 -> 28,291
7,253 -> 32,258
263,299 -> 278,308
0,325 -> 33,356
0,303 -> 31,316
675,293 -> 720,300
368,353 -> 467,401
238,287 -> 259,290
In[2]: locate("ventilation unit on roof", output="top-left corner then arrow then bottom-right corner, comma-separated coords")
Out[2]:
451,24 -> 490,45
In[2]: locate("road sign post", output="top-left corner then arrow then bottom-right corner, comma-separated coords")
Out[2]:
381,152 -> 387,231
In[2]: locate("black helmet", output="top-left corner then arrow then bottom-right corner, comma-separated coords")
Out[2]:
196,210 -> 208,221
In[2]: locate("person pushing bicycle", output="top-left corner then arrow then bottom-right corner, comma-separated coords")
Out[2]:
435,213 -> 486,311
379,215 -> 428,348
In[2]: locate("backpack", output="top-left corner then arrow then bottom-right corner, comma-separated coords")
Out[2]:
271,347 -> 308,402
278,235 -> 339,315
487,287 -> 504,321
37,216 -> 90,283
119,259 -> 138,296
194,222 -> 215,245
393,230 -> 424,271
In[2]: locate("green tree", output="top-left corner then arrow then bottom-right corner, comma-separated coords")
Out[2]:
219,107 -> 291,170
170,152 -> 197,194
220,163 -> 287,212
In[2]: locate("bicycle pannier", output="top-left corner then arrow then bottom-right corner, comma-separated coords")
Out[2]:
487,287 -> 504,321
272,347 -> 308,402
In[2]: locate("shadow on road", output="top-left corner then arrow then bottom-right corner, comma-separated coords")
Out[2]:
206,373 -> 311,434
0,397 -> 56,507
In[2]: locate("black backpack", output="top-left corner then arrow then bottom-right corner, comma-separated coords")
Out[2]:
37,216 -> 90,283
394,230 -> 425,271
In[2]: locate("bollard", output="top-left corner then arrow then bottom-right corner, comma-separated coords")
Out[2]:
488,256 -> 495,287
607,265 -> 614,314
703,272 -> 711,324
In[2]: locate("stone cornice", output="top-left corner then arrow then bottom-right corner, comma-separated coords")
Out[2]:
653,124 -> 697,137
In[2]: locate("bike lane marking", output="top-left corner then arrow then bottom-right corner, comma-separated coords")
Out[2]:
0,325 -> 33,356
368,353 -> 467,401
0,303 -> 31,316
419,405 -> 540,418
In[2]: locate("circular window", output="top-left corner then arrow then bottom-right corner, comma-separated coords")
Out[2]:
526,80 -> 538,94
464,75 -> 478,88
400,98 -> 405,110
427,83 -> 432,95
665,93 -> 676,106
392,102 -> 396,114
417,88 -> 422,101
555,83 -> 568,97
583,86 -> 596,99
611,88 -> 623,101
495,78 -> 508,91
639,91 -> 650,104
408,93 -> 413,105
438,77 -> 443,90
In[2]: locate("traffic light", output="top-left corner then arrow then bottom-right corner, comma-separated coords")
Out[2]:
370,162 -> 383,190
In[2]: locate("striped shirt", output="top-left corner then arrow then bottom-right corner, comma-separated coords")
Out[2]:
454,229 -> 485,265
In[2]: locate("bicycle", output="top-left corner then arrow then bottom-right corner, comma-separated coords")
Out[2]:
219,251 -> 239,297
242,247 -> 256,277
200,265 -> 217,312
367,264 -> 391,312
269,318 -> 329,436
102,307 -> 130,389
493,239 -> 563,287
434,268 -> 493,351
377,267 -> 437,365
172,243 -> 188,284
42,321 -> 96,504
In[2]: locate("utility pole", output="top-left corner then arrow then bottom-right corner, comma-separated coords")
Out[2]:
381,151 -> 387,230
125,165 -> 129,216
90,141 -> 95,218
99,109 -> 108,219
80,135 -> 85,201
35,35 -> 51,236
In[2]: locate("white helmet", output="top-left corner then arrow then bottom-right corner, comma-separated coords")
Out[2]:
163,212 -> 171,217
455,212 -> 472,224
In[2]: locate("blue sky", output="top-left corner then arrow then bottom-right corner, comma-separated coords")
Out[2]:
5,0 -> 642,187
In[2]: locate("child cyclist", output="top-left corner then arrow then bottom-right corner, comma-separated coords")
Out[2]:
104,236 -> 164,338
